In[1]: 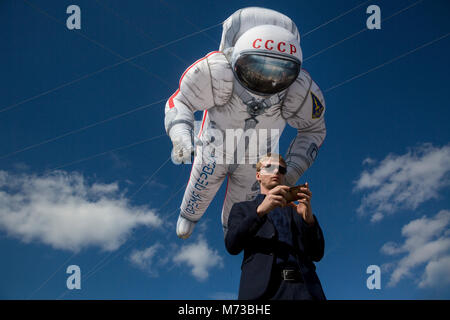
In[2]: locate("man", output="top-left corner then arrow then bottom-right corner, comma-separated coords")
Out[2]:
225,153 -> 326,300
165,7 -> 326,239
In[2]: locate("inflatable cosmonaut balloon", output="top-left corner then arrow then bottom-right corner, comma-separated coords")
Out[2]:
164,7 -> 326,239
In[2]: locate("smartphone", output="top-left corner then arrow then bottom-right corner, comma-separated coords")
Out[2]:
284,184 -> 307,202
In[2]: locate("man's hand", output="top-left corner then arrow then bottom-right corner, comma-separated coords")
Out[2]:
295,182 -> 315,225
257,185 -> 290,217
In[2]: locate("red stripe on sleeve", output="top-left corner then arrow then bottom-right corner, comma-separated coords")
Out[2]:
168,51 -> 221,108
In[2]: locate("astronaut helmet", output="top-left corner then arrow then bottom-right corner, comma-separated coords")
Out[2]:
231,24 -> 302,96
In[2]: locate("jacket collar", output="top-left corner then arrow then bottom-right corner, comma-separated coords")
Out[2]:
254,193 -> 266,206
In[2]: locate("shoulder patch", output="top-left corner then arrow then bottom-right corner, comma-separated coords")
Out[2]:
311,92 -> 324,119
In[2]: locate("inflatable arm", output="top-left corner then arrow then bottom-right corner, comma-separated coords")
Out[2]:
284,76 -> 326,186
164,51 -> 233,164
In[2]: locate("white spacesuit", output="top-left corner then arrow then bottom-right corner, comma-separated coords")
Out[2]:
164,7 -> 326,239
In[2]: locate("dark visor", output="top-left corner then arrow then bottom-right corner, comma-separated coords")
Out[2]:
234,54 -> 300,95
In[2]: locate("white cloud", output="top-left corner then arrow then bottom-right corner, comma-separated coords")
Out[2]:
381,210 -> 450,288
362,157 -> 377,166
0,170 -> 162,252
173,237 -> 224,281
128,243 -> 167,276
354,144 -> 450,220
370,212 -> 384,223
128,237 -> 223,282
418,256 -> 450,288
128,236 -> 224,282
380,241 -> 405,256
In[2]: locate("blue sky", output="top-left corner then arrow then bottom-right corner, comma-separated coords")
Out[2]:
1,0 -> 449,300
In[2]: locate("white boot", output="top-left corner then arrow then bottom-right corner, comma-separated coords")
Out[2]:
176,215 -> 196,239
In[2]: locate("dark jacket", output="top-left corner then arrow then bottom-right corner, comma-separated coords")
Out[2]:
225,194 -> 326,300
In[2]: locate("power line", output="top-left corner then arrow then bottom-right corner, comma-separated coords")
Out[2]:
35,158 -> 185,300
129,155 -> 172,199
13,0 -> 367,299
56,179 -> 187,300
0,17 -> 222,115
304,0 -> 425,62
302,0 -> 372,37
18,1 -> 443,299
27,251 -> 78,299
49,134 -> 167,171
0,0 -> 221,161
56,29 -> 450,299
22,0 -> 171,87
1,0 -> 391,115
93,0 -> 189,65
0,98 -> 167,160
30,151 -> 183,300
0,1 -> 421,161
324,32 -> 449,93
158,0 -> 220,46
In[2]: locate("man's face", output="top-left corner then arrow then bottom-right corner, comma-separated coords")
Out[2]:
256,158 -> 286,190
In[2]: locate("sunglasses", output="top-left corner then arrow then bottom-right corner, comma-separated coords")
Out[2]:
260,163 -> 287,175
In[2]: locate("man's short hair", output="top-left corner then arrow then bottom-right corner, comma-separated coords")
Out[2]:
256,153 -> 287,172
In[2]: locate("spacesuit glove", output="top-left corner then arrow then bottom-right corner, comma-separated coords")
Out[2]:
171,134 -> 194,164
176,215 -> 196,239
